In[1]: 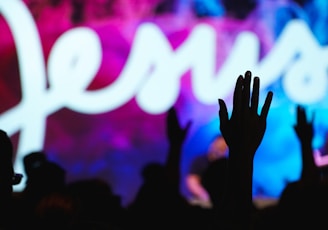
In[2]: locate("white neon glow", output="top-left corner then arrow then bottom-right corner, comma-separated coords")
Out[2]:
0,0 -> 102,191
255,20 -> 328,102
47,28 -> 102,110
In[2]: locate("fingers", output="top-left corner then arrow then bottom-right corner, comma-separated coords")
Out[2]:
296,105 -> 308,125
218,98 -> 229,132
260,91 -> 273,119
223,71 -> 273,121
299,106 -> 306,124
296,105 -> 301,125
232,75 -> 244,117
251,76 -> 259,114
243,71 -> 251,109
297,105 -> 315,125
167,107 -> 178,125
184,120 -> 192,133
169,106 -> 177,119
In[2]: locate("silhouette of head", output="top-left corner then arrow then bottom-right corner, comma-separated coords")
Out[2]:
23,151 -> 48,178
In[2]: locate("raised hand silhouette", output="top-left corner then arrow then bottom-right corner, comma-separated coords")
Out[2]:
294,105 -> 314,143
127,107 -> 194,230
165,106 -> 192,190
165,107 -> 192,213
219,71 -> 273,157
218,70 -> 273,229
166,106 -> 192,148
293,105 -> 320,184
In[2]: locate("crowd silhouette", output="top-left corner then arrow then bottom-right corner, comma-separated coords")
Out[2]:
1,70 -> 328,229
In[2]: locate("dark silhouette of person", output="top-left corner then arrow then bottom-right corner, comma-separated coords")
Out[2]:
12,151 -> 67,229
66,178 -> 126,229
127,107 -> 206,230
0,130 -> 22,229
22,151 -> 66,203
276,105 -> 328,229
217,70 -> 273,229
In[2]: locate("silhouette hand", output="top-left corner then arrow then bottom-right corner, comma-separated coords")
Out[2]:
293,105 -> 319,183
218,71 -> 273,159
217,71 -> 273,229
166,107 -> 192,147
294,105 -> 314,144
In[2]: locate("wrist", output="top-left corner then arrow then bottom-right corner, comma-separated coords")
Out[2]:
228,149 -> 254,163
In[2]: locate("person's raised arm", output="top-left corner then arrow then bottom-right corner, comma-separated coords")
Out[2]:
165,107 -> 192,192
293,105 -> 320,184
218,71 -> 273,229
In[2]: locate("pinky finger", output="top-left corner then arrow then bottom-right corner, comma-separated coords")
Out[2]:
260,91 -> 273,119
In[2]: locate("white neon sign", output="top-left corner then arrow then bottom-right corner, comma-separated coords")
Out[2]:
0,0 -> 327,191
